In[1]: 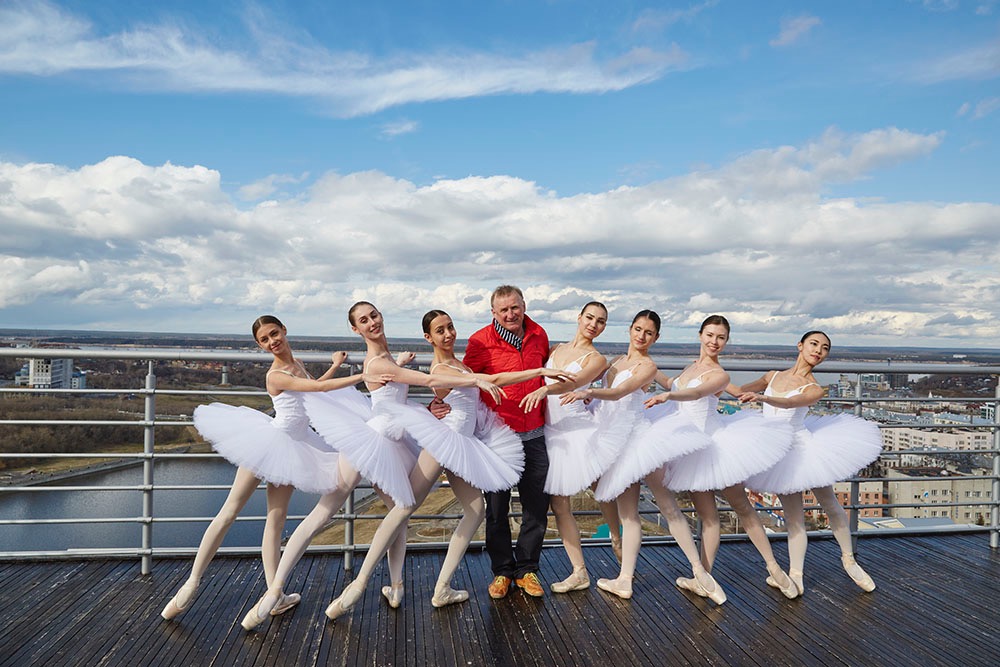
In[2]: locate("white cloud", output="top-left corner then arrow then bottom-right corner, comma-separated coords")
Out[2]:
1,126 -> 998,345
237,172 -> 309,201
972,96 -> 1000,118
0,2 -> 688,117
769,15 -> 821,47
956,101 -> 971,116
379,119 -> 419,139
915,38 -> 1000,83
631,1 -> 719,33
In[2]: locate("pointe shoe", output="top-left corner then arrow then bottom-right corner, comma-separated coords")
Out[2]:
842,555 -> 876,592
381,582 -> 404,609
325,580 -> 364,621
676,574 -> 727,605
694,571 -> 727,605
551,567 -> 590,594
270,592 -> 301,616
596,577 -> 632,600
789,569 -> 804,596
241,591 -> 280,631
431,584 -> 469,608
161,580 -> 199,620
765,565 -> 800,599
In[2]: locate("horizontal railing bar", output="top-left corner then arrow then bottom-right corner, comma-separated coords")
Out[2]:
3,346 -> 1000,375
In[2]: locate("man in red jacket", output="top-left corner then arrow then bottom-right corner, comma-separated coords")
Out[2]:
464,285 -> 550,599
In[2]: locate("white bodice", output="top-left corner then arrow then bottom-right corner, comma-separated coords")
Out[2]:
762,379 -> 813,429
674,376 -> 719,433
544,354 -> 591,424
370,381 -> 409,411
269,391 -> 314,440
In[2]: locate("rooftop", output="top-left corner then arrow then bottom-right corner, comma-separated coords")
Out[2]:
3,533 -> 997,666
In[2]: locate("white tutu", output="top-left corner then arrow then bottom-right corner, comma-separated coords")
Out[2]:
381,387 -> 523,492
302,386 -> 418,507
746,414 -> 882,494
193,393 -> 343,495
594,400 -> 714,502
542,358 -> 633,495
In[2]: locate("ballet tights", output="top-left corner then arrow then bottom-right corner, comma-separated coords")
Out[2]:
780,486 -> 855,574
267,457 -> 367,592
552,480 -> 623,571
609,469 -> 709,583
351,449 -> 485,592
178,467 -> 292,602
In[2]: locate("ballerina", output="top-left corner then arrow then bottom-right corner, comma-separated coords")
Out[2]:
561,311 -> 724,603
736,330 -> 882,595
324,308 -> 575,617
162,314 -> 392,621
240,302 -> 507,630
518,301 -> 626,593
646,315 -> 799,600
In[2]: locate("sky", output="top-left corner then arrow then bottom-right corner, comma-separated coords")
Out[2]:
1,0 -> 998,347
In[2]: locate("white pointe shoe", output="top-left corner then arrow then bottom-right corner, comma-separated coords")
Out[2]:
676,573 -> 727,605
381,582 -> 404,609
551,567 -> 590,594
431,584 -> 470,608
270,592 -> 301,616
325,580 -> 364,621
842,555 -> 876,592
241,591 -> 280,631
596,577 -> 632,600
765,565 -> 800,599
161,580 -> 199,620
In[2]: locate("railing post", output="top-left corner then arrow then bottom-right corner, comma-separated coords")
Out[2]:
849,374 -> 863,552
991,382 -> 999,549
220,364 -> 229,386
343,489 -> 355,570
141,361 -> 156,575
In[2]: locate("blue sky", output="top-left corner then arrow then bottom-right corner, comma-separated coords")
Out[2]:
1,0 -> 998,346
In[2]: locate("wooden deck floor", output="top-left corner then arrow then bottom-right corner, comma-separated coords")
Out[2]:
1,533 -> 998,666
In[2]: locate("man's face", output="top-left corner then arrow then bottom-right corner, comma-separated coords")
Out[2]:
491,293 -> 526,335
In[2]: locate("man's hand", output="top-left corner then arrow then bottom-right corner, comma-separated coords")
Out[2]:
428,396 -> 451,420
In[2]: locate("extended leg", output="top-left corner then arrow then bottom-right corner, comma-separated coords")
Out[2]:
813,485 -> 876,591
432,472 -> 486,607
594,483 -> 640,599
549,494 -> 590,593
689,490 -> 720,571
722,485 -> 797,598
162,466 -> 259,619
780,492 -> 807,592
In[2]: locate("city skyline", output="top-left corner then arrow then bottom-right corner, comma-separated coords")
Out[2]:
1,1 -> 998,345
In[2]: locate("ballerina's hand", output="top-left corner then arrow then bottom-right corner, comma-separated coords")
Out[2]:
395,351 -> 416,366
560,389 -> 590,405
477,379 -> 507,404
331,351 -> 348,367
362,373 -> 395,385
519,386 -> 547,413
540,368 -> 577,384
643,392 -> 670,408
738,392 -> 762,404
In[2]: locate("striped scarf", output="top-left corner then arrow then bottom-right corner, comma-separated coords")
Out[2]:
493,319 -> 523,351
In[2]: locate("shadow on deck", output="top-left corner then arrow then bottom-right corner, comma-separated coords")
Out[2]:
2,534 -> 998,666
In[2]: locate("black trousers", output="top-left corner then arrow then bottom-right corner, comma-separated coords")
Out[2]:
484,434 -> 550,578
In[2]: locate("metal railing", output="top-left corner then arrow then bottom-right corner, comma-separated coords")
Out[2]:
1,346 -> 998,573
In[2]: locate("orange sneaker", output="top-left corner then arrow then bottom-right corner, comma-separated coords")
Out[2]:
515,572 -> 545,598
488,575 -> 512,599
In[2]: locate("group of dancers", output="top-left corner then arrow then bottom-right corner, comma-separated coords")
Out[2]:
160,293 -> 883,631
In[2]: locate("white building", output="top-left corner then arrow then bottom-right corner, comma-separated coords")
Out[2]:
14,359 -> 86,389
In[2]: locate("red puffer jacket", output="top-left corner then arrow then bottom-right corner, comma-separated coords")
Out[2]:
463,315 -> 549,433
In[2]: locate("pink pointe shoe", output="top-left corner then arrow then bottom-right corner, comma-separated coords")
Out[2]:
596,576 -> 633,600
842,554 -> 876,592
551,567 -> 590,594
381,582 -> 404,609
325,580 -> 364,621
161,580 -> 199,620
431,583 -> 469,608
675,571 -> 727,605
241,590 -> 281,631
270,592 -> 301,616
765,564 -> 800,600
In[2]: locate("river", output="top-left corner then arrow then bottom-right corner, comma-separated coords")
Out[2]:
0,458 -> 364,552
